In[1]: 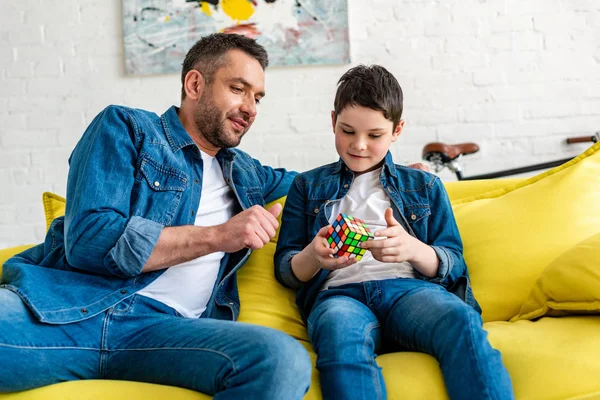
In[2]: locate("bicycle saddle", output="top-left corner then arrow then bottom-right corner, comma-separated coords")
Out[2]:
422,142 -> 480,163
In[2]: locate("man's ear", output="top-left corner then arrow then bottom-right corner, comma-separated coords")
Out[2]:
183,70 -> 205,101
391,120 -> 405,142
331,110 -> 336,134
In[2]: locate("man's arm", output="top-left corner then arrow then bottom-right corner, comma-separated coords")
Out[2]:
143,204 -> 282,272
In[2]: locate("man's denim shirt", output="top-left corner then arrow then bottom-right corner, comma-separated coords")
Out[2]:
274,152 -> 481,322
1,105 -> 295,324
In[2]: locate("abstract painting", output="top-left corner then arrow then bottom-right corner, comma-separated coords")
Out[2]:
123,0 -> 350,75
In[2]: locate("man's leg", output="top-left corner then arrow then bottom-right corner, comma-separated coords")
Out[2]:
102,294 -> 312,400
0,288 -> 102,392
379,280 -> 514,400
307,288 -> 386,400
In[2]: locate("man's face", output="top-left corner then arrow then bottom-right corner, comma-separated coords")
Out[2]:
193,49 -> 265,149
332,105 -> 403,175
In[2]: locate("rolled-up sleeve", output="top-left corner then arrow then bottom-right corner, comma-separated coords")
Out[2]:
274,175 -> 310,289
64,106 -> 162,278
413,178 -> 467,287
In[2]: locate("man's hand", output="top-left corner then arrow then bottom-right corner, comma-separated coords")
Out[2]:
215,204 -> 282,253
360,208 -> 418,263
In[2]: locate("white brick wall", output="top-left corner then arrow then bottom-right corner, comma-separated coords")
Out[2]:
1,0 -> 599,247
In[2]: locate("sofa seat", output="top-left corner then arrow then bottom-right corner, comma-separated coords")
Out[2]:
378,316 -> 600,400
4,316 -> 598,400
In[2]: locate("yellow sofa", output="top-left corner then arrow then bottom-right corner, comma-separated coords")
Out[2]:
2,142 -> 600,400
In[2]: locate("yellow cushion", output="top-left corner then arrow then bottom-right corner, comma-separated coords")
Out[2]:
511,232 -> 600,322
452,142 -> 600,322
444,178 -> 523,202
0,245 -> 35,278
485,317 -> 600,400
0,380 -> 210,400
42,192 -> 66,230
237,197 -> 309,342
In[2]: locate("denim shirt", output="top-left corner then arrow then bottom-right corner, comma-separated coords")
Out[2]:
274,152 -> 481,322
1,105 -> 295,324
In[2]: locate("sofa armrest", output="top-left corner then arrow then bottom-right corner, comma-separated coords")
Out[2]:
0,245 -> 35,278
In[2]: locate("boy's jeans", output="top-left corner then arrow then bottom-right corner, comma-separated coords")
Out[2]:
308,279 -> 514,400
0,289 -> 311,399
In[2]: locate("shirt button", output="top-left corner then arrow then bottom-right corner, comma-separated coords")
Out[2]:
120,290 -> 128,295
343,184 -> 349,189
411,214 -> 417,221
194,179 -> 199,184
191,210 -> 195,216
387,187 -> 392,193
81,308 -> 88,314
154,181 -> 160,187
314,207 -> 319,213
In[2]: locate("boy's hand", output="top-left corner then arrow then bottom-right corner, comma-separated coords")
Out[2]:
308,225 -> 358,271
359,208 -> 419,263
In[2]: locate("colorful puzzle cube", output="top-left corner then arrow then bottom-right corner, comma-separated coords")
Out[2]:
326,213 -> 375,260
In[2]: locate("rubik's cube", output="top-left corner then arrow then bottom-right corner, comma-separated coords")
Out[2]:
326,213 -> 375,261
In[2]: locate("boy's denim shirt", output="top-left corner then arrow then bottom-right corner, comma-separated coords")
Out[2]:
1,105 -> 295,324
274,152 -> 481,322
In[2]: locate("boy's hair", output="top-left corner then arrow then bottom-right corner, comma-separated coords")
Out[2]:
333,64 -> 403,128
181,33 -> 269,101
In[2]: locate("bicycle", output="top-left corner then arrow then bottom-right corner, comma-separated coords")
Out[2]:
422,132 -> 599,181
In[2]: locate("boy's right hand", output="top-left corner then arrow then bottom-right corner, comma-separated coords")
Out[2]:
291,225 -> 357,283
307,225 -> 358,271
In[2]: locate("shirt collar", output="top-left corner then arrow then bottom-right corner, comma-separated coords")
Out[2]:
161,106 -> 196,153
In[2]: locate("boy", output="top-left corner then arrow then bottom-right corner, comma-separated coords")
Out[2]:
274,65 -> 514,400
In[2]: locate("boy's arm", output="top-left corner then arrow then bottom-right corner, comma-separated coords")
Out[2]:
274,175 -> 308,289
418,177 -> 467,287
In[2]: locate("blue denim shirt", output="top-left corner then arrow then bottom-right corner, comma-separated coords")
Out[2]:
274,152 -> 481,322
1,105 -> 295,324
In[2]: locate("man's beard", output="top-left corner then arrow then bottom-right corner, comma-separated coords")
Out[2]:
193,90 -> 248,149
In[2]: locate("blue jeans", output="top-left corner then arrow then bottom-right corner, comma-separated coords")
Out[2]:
308,279 -> 514,400
0,289 -> 311,399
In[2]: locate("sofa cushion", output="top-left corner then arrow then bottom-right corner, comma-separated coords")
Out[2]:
511,232 -> 600,322
377,316 -> 600,400
451,142 -> 600,322
42,192 -> 66,231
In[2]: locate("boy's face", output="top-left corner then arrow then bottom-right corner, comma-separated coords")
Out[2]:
332,105 -> 404,175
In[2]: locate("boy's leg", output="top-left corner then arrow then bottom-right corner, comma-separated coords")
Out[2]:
0,288 -> 102,392
102,294 -> 312,400
308,287 -> 386,400
379,279 -> 514,400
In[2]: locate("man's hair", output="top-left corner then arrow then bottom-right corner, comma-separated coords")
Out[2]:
180,33 -> 269,101
333,64 -> 403,128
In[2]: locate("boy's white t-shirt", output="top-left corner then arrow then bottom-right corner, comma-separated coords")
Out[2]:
322,168 -> 415,290
138,151 -> 235,318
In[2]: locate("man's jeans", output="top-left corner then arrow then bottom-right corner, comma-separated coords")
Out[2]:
308,279 -> 514,400
0,289 -> 311,399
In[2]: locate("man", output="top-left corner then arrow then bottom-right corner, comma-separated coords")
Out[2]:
0,33 -> 312,399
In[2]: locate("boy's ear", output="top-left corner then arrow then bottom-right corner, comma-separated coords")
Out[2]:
391,120 -> 405,142
331,111 -> 336,133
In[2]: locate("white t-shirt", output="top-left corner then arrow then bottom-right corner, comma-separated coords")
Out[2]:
138,151 -> 235,318
322,168 -> 415,290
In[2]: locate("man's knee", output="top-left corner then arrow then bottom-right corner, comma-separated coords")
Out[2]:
256,329 -> 312,384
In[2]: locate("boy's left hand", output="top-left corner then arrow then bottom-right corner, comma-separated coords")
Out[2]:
359,208 -> 420,263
